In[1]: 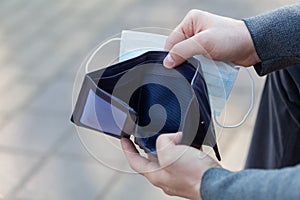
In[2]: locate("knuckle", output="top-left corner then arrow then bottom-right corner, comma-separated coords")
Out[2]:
188,9 -> 200,17
127,162 -> 140,173
129,163 -> 137,172
156,135 -> 171,149
146,173 -> 158,186
149,177 -> 161,187
163,188 -> 175,196
156,134 -> 166,145
197,33 -> 215,55
170,45 -> 184,59
187,9 -> 205,20
152,181 -> 160,187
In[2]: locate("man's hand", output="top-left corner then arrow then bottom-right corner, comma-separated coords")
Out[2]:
163,9 -> 261,68
121,132 -> 221,200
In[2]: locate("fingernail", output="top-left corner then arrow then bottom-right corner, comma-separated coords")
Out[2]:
164,54 -> 175,68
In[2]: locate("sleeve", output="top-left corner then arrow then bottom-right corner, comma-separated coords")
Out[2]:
200,164 -> 300,200
243,3 -> 300,76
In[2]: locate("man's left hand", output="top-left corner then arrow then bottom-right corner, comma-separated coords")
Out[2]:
121,132 -> 221,200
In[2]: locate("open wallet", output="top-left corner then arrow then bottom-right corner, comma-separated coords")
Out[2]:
71,51 -> 221,160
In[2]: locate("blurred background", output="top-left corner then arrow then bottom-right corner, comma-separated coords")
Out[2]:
0,0 -> 298,199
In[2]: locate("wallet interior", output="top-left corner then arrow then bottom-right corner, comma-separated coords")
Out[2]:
71,51 -> 220,160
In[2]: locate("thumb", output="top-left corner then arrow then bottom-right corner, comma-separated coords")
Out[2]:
163,35 -> 205,68
156,132 -> 183,167
156,132 -> 183,149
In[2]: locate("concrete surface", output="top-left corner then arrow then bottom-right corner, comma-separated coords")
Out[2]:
0,0 -> 298,199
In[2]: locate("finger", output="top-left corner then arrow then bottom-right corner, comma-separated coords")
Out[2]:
164,26 -> 187,51
156,132 -> 183,167
121,138 -> 159,173
156,132 -> 183,148
168,132 -> 183,145
173,132 -> 183,144
164,9 -> 204,51
121,139 -> 169,189
163,34 -> 206,68
156,132 -> 181,151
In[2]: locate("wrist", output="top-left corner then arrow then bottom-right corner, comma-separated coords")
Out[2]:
195,163 -> 221,200
198,164 -> 222,200
239,20 -> 261,66
192,181 -> 202,200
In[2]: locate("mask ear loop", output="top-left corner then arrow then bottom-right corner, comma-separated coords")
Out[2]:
214,68 -> 255,128
191,61 -> 200,86
85,38 -> 121,74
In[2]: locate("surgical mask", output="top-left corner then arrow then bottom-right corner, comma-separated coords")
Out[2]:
119,30 -> 254,128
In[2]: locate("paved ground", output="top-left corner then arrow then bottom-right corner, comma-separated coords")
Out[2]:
0,0 -> 298,199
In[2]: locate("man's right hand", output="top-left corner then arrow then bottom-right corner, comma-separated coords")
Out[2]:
163,9 -> 261,68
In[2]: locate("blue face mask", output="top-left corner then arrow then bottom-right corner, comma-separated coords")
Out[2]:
71,51 -> 221,161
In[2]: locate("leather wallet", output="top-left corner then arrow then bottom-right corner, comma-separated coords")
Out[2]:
71,51 -> 220,160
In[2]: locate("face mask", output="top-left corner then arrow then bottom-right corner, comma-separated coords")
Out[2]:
71,51 -> 221,160
119,30 -> 254,128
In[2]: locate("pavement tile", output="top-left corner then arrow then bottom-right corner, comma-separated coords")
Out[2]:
15,156 -> 116,200
0,111 -> 71,154
55,131 -> 92,159
102,173 -> 182,200
26,77 -> 74,114
2,1 -> 70,43
0,0 -> 20,17
57,127 -> 134,172
0,64 -> 23,92
0,33 -> 15,65
0,2 -> 43,34
0,153 -> 40,198
0,111 -> 7,125
0,82 -> 39,114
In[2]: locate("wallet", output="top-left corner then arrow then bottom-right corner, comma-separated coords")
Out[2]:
71,51 -> 220,160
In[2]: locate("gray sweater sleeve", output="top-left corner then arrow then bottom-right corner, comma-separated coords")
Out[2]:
243,3 -> 300,76
200,164 -> 300,200
200,5 -> 300,200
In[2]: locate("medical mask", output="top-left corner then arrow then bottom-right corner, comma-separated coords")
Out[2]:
71,51 -> 221,160
119,30 -> 254,128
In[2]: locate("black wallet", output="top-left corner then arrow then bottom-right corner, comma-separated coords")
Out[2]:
71,51 -> 220,160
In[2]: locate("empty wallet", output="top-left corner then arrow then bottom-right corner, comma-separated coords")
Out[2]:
71,51 -> 220,160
